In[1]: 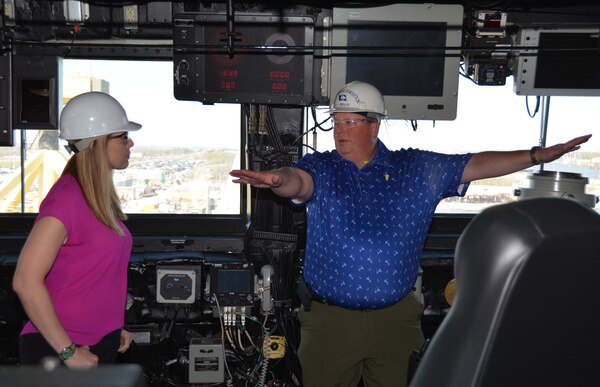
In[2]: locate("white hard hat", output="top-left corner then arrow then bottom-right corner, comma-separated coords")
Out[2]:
59,92 -> 141,152
330,81 -> 387,117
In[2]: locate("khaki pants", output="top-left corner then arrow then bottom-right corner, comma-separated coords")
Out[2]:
298,293 -> 424,387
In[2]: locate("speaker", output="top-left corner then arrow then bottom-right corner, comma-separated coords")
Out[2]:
12,55 -> 59,129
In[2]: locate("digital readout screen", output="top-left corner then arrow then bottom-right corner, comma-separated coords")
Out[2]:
217,269 -> 253,294
173,13 -> 313,104
202,24 -> 307,98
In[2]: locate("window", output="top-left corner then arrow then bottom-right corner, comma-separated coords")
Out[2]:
2,66 -> 598,216
311,77 -> 600,213
0,59 -> 242,215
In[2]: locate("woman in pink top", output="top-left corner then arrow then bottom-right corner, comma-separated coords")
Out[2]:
13,92 -> 141,368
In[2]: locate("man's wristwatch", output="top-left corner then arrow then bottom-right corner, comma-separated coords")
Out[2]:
530,146 -> 543,165
58,343 -> 76,361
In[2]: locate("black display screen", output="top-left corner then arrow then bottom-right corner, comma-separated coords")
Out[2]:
217,269 -> 253,294
345,21 -> 447,97
535,32 -> 600,90
20,79 -> 51,124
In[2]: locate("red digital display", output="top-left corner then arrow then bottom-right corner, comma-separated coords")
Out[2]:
269,71 -> 290,79
219,69 -> 239,78
269,70 -> 290,92
220,81 -> 237,90
172,14 -> 313,104
271,82 -> 288,91
203,25 -> 305,98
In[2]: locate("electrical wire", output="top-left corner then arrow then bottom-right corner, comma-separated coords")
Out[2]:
411,120 -> 418,131
311,106 -> 334,132
234,312 -> 264,353
526,95 -> 541,117
257,336 -> 269,386
61,22 -> 79,58
459,62 -> 479,85
213,295 -> 235,385
236,326 -> 244,352
262,248 -> 302,385
292,106 -> 332,147
225,327 -> 237,351
244,330 -> 261,353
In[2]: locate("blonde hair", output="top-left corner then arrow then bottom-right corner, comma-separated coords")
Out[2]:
62,136 -> 127,235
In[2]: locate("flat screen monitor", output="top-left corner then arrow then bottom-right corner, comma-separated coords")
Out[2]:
217,269 -> 253,294
514,28 -> 600,96
18,79 -> 52,124
209,262 -> 255,306
327,4 -> 463,120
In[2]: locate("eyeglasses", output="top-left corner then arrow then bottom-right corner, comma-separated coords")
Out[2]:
108,132 -> 129,141
332,118 -> 374,128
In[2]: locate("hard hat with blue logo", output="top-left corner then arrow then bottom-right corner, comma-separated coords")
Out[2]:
330,81 -> 387,118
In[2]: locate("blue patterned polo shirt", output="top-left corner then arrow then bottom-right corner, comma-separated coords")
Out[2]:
294,140 -> 472,310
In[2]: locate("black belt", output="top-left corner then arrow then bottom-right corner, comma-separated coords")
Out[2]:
311,295 -> 379,311
297,275 -> 345,311
311,294 -> 344,308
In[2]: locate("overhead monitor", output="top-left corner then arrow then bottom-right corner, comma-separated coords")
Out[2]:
514,28 -> 600,96
326,4 -> 463,120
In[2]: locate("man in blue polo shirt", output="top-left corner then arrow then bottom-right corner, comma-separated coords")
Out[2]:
230,81 -> 591,387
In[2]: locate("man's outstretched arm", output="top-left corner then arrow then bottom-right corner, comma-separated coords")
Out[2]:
230,166 -> 314,203
461,134 -> 592,183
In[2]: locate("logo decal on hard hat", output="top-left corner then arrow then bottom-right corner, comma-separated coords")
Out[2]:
338,94 -> 347,101
344,89 -> 360,103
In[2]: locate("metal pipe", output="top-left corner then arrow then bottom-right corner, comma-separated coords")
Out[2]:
538,96 -> 550,171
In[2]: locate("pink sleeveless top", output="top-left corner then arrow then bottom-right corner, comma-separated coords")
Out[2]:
21,174 -> 131,346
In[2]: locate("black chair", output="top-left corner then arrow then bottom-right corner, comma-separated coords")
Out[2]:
0,363 -> 146,387
410,198 -> 600,387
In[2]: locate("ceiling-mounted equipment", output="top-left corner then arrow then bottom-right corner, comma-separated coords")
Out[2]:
464,10 -> 511,86
325,3 -> 463,120
513,28 -> 600,96
173,12 -> 314,105
63,0 -> 90,24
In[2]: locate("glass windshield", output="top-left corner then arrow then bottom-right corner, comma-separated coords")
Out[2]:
311,77 -> 600,213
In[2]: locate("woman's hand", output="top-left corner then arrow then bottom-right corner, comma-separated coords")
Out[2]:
64,345 -> 98,369
118,329 -> 134,353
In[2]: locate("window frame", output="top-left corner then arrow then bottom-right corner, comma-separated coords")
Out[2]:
1,52 -> 249,247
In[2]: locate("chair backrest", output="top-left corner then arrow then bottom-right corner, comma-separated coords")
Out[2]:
410,197 -> 600,387
0,364 -> 146,387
